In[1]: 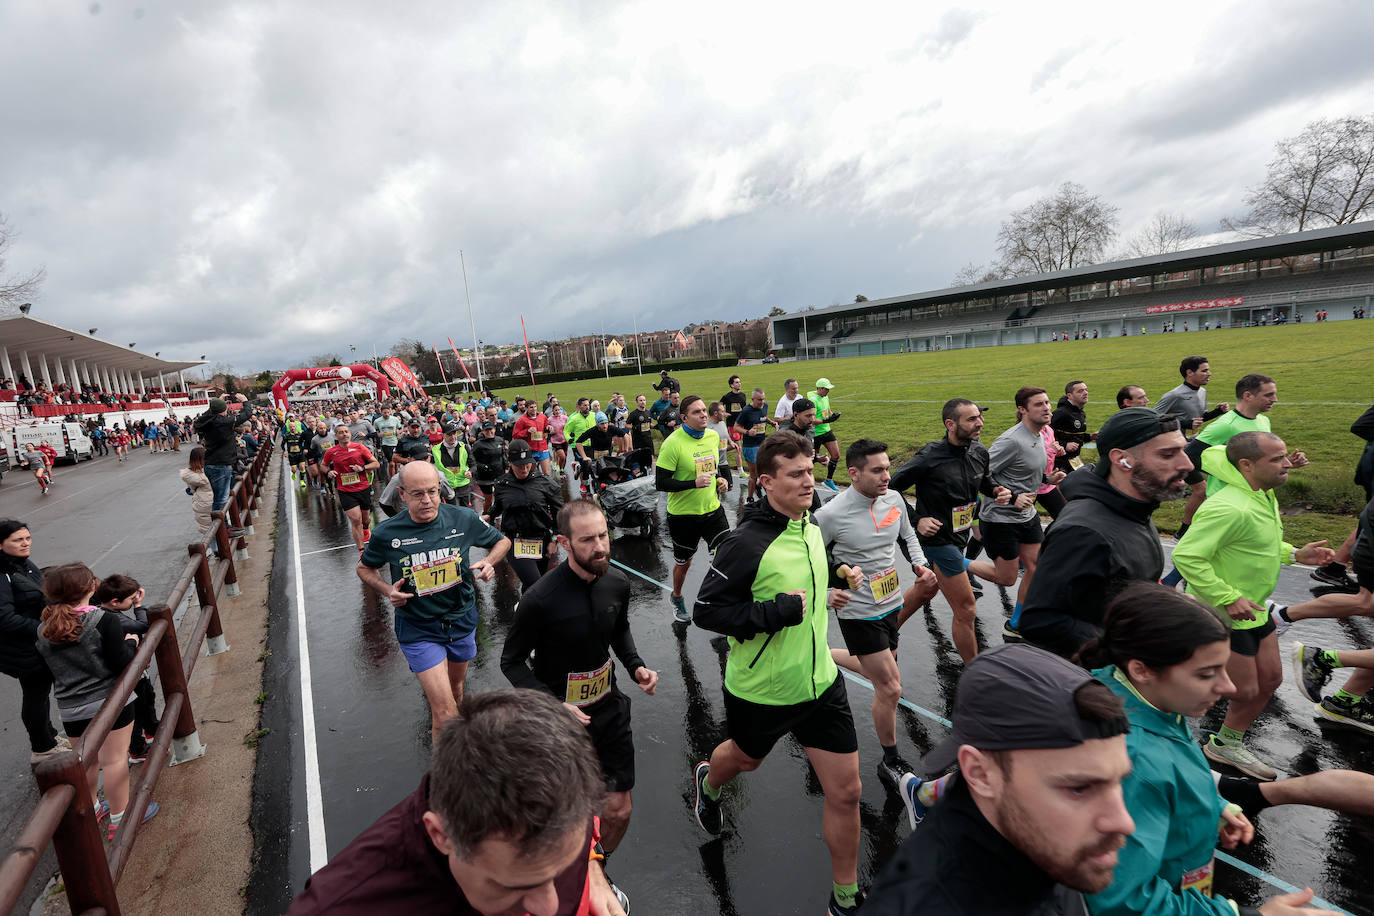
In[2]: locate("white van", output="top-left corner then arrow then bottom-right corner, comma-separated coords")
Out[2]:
11,422 -> 94,464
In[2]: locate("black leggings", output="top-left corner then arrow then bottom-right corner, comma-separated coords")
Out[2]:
1035,487 -> 1067,519
13,667 -> 59,752
510,555 -> 554,591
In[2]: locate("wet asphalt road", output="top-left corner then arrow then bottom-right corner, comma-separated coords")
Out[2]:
0,444 -> 205,914
247,460 -> 1374,916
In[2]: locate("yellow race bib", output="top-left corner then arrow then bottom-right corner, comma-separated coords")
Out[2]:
869,568 -> 900,603
695,454 -> 717,476
339,471 -> 362,487
513,538 -> 544,559
412,556 -> 461,596
639,421 -> 653,432
565,660 -> 612,707
749,423 -> 766,436
1180,859 -> 1214,897
951,502 -> 976,532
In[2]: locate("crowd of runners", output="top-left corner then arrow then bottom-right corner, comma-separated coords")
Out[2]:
254,358 -> 1374,916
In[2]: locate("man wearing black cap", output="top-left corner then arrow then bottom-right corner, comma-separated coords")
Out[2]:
863,644 -> 1135,915
393,418 -> 433,476
651,369 -> 680,396
470,421 -> 507,516
1015,408 -> 1194,659
432,421 -> 474,508
193,393 -> 251,512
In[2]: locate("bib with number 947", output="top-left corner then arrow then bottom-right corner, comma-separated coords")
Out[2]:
869,568 -> 900,603
565,659 -> 612,707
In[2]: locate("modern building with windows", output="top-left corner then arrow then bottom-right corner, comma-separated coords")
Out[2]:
770,221 -> 1374,359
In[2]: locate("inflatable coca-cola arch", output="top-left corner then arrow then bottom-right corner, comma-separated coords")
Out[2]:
271,364 -> 391,410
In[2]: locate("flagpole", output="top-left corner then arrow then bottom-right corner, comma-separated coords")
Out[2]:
632,309 -> 643,374
460,249 -> 484,393
600,316 -> 610,379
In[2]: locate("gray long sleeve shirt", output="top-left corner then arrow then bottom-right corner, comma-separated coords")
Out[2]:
1154,382 -> 1217,436
815,485 -> 925,618
979,423 -> 1048,524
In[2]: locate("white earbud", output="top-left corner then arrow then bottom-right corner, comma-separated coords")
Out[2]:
1119,458 -> 1132,469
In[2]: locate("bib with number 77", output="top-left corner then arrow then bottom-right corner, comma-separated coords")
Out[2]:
411,556 -> 461,596
565,659 -> 612,707
869,568 -> 901,603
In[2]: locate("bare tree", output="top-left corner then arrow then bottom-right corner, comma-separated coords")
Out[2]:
0,212 -> 46,311
996,182 -> 1119,276
950,262 -> 1007,287
1222,114 -> 1374,236
1122,211 -> 1198,257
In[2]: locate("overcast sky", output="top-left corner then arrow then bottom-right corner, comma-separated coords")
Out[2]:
2,0 -> 1372,372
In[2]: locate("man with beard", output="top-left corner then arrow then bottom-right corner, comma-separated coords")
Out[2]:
862,644 -> 1135,916
625,394 -> 656,455
1050,381 -> 1094,477
501,500 -> 658,857
1016,408 -> 1194,659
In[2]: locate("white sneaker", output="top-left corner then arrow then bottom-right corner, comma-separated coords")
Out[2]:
1266,601 -> 1291,637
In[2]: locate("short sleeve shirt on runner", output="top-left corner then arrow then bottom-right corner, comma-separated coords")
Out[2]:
360,504 -> 504,640
737,404 -> 770,448
657,427 -> 723,517
374,416 -> 402,446
321,443 -> 376,492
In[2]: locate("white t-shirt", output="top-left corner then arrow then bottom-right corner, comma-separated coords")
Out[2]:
775,393 -> 800,420
708,419 -> 730,458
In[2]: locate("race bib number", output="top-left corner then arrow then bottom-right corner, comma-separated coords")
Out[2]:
640,421 -> 653,432
869,568 -> 900,603
695,454 -> 717,476
594,450 -> 610,459
729,402 -> 741,413
951,502 -> 976,532
565,659 -> 612,707
528,430 -> 545,443
749,423 -> 766,436
513,538 -> 544,559
339,471 -> 362,487
412,556 -> 461,596
823,410 -> 834,421
1180,858 -> 1214,897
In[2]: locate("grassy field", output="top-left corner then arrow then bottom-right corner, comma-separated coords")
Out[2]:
490,320 -> 1374,545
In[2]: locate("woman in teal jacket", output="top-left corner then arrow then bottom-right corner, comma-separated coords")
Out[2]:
1080,583 -> 1334,916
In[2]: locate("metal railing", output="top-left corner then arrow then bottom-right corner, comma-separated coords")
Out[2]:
0,438 -> 275,916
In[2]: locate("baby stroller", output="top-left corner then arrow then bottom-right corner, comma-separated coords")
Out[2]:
592,449 -> 657,537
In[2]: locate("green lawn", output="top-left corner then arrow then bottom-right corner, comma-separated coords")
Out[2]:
491,321 -> 1374,545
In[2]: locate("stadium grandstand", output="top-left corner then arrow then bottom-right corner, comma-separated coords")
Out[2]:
771,221 -> 1374,358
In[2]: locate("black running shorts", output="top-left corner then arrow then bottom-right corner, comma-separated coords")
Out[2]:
667,506 -> 731,564
338,488 -> 373,512
813,430 -> 837,447
724,673 -> 857,760
837,613 -> 900,657
585,689 -> 636,792
979,516 -> 1044,560
1229,616 -> 1276,657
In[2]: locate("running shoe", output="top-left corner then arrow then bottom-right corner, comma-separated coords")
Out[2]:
822,479 -> 839,491
692,761 -> 722,835
1291,643 -> 1336,703
1001,620 -> 1023,643
1202,738 -> 1276,781
876,758 -> 906,794
1315,695 -> 1374,734
1310,563 -> 1359,593
107,801 -> 159,841
362,528 -> 372,545
827,889 -> 866,916
670,594 -> 691,624
95,800 -> 110,822
128,749 -> 150,765
1266,600 -> 1291,637
898,772 -> 927,830
967,575 -> 984,598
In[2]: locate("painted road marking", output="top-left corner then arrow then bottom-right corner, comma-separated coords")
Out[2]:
285,462 -> 329,874
299,543 -> 360,557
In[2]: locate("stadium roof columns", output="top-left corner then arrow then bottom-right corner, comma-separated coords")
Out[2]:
0,314 -> 206,396
771,219 -> 1374,346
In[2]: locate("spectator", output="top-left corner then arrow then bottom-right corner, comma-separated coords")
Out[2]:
0,519 -> 71,764
181,447 -> 214,537
194,395 -> 250,512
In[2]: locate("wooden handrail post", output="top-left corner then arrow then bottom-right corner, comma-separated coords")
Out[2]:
147,605 -> 207,763
210,512 -> 241,597
33,752 -> 119,915
189,542 -> 230,656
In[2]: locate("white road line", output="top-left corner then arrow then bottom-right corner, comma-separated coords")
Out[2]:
285,462 -> 329,873
299,543 -> 359,557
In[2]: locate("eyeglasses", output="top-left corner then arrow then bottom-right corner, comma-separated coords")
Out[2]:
406,488 -> 442,501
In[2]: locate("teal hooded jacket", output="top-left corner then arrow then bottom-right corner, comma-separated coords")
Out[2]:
1172,446 -> 1294,631
1087,667 -> 1239,916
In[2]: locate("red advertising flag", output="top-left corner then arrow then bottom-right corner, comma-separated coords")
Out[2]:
447,337 -> 474,380
432,342 -> 451,386
380,357 -> 416,395
520,315 -> 538,396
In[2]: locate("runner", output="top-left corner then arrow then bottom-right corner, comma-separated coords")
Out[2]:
1116,385 -> 1149,409
815,437 -> 938,789
307,419 -> 336,492
512,398 -> 554,477
1172,432 -> 1336,780
735,387 -> 773,505
431,422 -> 474,509
655,390 -> 682,442
607,393 -> 631,454
1154,357 -> 1230,555
889,399 -> 1013,663
501,499 -> 658,855
393,418 -> 433,476
348,409 -> 379,458
564,398 -> 596,474
357,461 -> 510,743
21,443 -> 52,495
720,374 -> 748,471
373,405 -> 402,473
706,401 -> 736,482
978,386 -> 1064,636
469,421 -> 507,516
548,404 -> 570,475
485,439 -> 563,590
774,378 -> 801,423
690,431 -> 864,916
807,378 -> 842,491
112,426 -> 130,462
625,395 -> 655,456
321,424 -> 381,552
1050,380 -> 1094,478
283,415 -> 310,485
655,395 -> 731,622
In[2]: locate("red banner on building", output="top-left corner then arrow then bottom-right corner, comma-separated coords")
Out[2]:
1145,296 -> 1243,315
